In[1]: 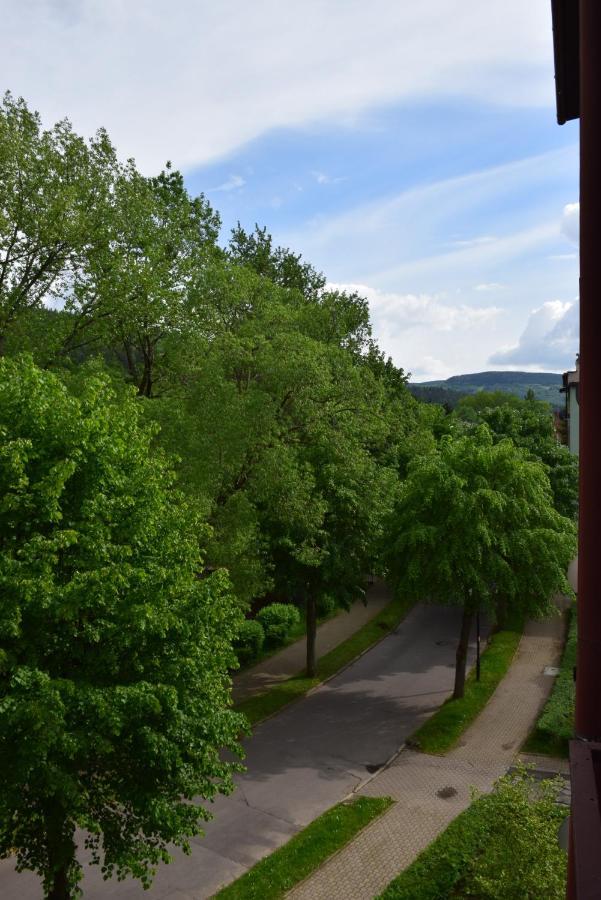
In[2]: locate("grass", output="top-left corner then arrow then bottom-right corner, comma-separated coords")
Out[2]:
377,771 -> 567,900
378,799 -> 486,900
407,616 -> 523,755
522,607 -> 575,759
215,796 -> 393,900
235,594 -> 412,726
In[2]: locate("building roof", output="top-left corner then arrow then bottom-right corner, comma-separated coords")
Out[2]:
551,0 -> 580,124
562,355 -> 580,390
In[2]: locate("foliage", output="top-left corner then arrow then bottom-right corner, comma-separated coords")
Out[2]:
0,93 -> 117,352
409,619 -> 522,754
234,619 -> 266,666
455,390 -> 578,518
408,384 -> 468,409
524,607 -> 576,757
0,356 -> 244,898
216,796 -> 393,900
316,592 -> 338,617
257,603 -> 301,645
386,426 -> 576,697
379,766 -> 568,900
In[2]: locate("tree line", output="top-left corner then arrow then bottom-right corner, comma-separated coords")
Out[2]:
0,93 -> 577,898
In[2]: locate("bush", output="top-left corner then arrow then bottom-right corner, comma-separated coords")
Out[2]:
235,620 -> 265,665
257,603 -> 301,645
538,608 -> 576,740
379,765 -> 568,900
317,593 -> 338,618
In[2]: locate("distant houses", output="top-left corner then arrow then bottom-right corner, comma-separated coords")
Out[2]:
561,355 -> 580,455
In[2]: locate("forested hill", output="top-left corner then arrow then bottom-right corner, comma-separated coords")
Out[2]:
409,371 -> 563,408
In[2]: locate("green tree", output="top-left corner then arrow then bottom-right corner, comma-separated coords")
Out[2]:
386,427 -> 576,698
0,356 -> 244,899
454,391 -> 578,518
0,93 -> 116,354
87,165 -> 220,397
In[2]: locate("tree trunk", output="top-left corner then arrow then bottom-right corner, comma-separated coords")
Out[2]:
45,806 -> 76,900
453,606 -> 474,700
138,358 -> 152,398
48,861 -> 71,900
495,593 -> 508,631
306,594 -> 317,677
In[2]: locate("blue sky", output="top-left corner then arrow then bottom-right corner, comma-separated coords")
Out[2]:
3,0 -> 580,379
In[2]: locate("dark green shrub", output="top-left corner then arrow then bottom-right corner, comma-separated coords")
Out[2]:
316,593 -> 338,618
257,603 -> 301,645
234,619 -> 265,665
538,607 -> 576,741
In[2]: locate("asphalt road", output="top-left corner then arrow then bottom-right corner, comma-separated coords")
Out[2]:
0,603 -> 479,899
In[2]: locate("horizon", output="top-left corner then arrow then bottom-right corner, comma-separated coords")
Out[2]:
409,366 -> 567,384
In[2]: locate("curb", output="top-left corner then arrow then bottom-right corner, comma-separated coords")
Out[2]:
239,601 -> 412,730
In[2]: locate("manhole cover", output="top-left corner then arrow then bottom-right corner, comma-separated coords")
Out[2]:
436,640 -> 452,647
544,666 -> 560,676
437,786 -> 458,799
365,763 -> 385,774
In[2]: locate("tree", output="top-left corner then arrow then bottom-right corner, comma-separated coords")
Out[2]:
0,356 -> 244,899
87,165 -> 221,397
386,427 -> 576,698
454,390 -> 579,519
0,93 -> 117,354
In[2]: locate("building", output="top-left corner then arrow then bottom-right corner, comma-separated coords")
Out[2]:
562,355 -> 580,454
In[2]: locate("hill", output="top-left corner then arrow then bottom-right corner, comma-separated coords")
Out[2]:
409,371 -> 563,408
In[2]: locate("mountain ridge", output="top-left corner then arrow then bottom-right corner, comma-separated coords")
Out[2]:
408,370 -> 564,408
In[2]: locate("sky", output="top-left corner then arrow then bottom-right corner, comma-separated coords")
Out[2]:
2,0 -> 580,380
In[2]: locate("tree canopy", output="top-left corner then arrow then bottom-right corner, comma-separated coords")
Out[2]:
386,426 -> 576,697
0,356 -> 244,898
454,390 -> 578,519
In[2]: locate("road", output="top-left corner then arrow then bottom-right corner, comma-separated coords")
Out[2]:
0,604 -> 480,899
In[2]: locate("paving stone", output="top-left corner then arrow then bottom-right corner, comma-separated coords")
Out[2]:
288,604 -> 568,900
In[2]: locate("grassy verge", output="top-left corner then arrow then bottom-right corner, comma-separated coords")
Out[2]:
235,594 -> 412,726
522,607 -> 575,759
408,617 -> 523,755
377,772 -> 567,900
215,796 -> 393,900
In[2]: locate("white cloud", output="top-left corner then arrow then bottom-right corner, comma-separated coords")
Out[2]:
412,356 -> 455,381
328,282 -> 505,381
311,171 -> 346,185
489,300 -> 578,369
474,282 -> 505,291
2,0 -> 556,172
330,282 -> 502,334
209,174 -> 245,192
451,235 -> 497,248
561,202 -> 579,245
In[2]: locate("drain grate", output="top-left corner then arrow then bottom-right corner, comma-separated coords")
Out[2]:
437,786 -> 458,799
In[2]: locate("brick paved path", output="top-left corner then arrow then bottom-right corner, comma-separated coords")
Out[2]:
288,608 -> 568,900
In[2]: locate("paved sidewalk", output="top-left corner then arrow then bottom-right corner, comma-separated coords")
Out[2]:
232,580 -> 390,702
288,608 -> 567,900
